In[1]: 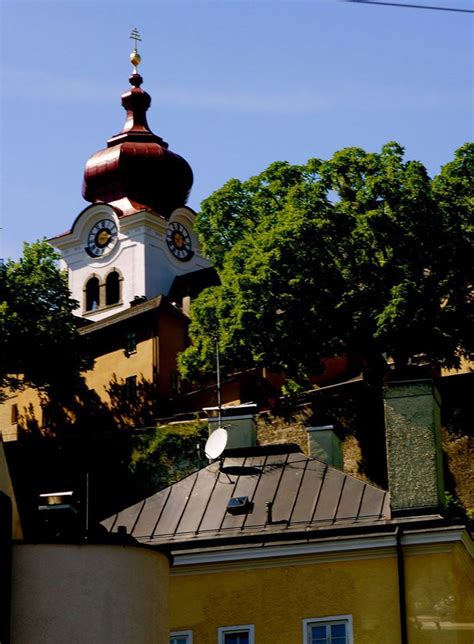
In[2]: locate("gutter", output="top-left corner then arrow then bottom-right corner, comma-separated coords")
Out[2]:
396,527 -> 408,644
139,516 -> 460,553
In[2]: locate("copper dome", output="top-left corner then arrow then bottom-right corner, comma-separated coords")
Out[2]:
82,72 -> 193,218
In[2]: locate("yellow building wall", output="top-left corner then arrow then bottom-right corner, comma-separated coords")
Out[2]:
405,543 -> 474,643
0,311 -> 186,438
441,357 -> 473,377
170,554 -> 401,643
0,387 -> 44,441
0,336 -> 156,439
170,543 -> 473,644
83,311 -> 186,402
83,335 -> 155,404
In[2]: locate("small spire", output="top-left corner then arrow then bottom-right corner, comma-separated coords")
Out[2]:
129,28 -> 142,74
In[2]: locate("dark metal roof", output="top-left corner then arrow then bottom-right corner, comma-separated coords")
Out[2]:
102,445 -> 390,547
78,295 -> 186,335
167,267 -> 220,301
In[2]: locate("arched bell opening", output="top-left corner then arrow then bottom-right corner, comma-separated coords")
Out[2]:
85,276 -> 100,312
105,270 -> 121,306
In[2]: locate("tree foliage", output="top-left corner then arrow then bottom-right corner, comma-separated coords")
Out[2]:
180,143 -> 474,386
0,240 -> 90,397
128,420 -> 208,492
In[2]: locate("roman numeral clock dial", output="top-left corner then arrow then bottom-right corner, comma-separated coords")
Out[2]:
166,222 -> 194,261
86,219 -> 118,257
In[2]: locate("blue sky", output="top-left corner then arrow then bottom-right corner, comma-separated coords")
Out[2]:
1,0 -> 472,261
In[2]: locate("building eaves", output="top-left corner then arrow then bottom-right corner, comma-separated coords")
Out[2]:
78,295 -> 186,335
167,521 -> 469,567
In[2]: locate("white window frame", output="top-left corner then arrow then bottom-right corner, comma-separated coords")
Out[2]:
218,624 -> 255,644
170,630 -> 193,644
303,614 -> 353,644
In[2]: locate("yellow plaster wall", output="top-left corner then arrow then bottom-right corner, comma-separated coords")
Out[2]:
170,543 -> 473,644
83,311 -> 185,401
441,358 -> 473,377
83,335 -> 155,403
0,336 -> 156,438
0,312 -> 187,438
0,337 -> 156,439
170,554 -> 402,643
0,388 -> 43,441
405,543 -> 474,643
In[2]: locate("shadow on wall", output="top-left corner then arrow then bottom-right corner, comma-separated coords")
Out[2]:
7,374 -> 207,539
15,374 -> 163,440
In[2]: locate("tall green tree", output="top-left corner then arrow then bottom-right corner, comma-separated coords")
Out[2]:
0,240 -> 90,398
180,143 -> 474,387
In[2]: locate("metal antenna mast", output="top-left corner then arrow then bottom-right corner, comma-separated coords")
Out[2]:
216,335 -> 222,428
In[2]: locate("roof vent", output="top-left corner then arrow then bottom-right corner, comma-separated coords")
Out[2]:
226,496 -> 253,515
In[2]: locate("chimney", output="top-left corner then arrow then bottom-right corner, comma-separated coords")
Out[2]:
204,403 -> 257,449
307,425 -> 343,469
182,295 -> 191,316
384,379 -> 445,514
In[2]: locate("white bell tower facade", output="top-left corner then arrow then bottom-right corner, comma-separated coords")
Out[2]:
51,205 -> 209,322
50,36 -> 210,321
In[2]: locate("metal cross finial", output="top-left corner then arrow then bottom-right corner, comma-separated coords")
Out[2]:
129,28 -> 142,74
130,28 -> 142,51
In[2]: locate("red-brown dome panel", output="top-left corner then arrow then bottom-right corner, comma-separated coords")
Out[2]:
82,75 -> 193,218
120,142 -> 193,216
82,147 -> 123,205
83,141 -> 192,217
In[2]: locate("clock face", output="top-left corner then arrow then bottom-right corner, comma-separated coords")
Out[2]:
86,219 -> 118,257
166,222 -> 194,262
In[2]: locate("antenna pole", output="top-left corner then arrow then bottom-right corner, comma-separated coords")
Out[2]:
216,335 -> 222,428
85,471 -> 89,540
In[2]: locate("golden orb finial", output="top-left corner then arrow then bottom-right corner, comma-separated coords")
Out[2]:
129,28 -> 142,74
130,50 -> 141,67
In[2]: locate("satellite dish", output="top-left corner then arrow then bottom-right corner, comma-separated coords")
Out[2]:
205,427 -> 228,460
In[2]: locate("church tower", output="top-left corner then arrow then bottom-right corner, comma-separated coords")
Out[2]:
50,34 -> 210,321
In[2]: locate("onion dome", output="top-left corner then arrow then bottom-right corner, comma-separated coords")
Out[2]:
82,40 -> 193,218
